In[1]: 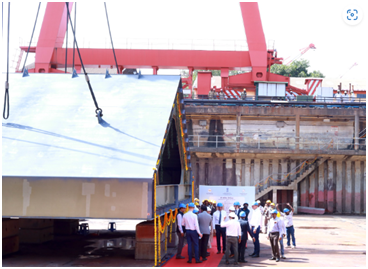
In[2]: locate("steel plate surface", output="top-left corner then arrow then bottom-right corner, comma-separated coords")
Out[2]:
2,73 -> 180,179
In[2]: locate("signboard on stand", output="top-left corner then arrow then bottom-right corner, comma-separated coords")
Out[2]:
199,185 -> 255,213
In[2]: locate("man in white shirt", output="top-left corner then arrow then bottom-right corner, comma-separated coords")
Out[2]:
221,212 -> 241,265
212,202 -> 227,254
283,203 -> 296,248
267,209 -> 285,262
257,200 -> 265,233
249,201 -> 262,257
175,203 -> 187,259
183,202 -> 203,264
275,204 -> 287,259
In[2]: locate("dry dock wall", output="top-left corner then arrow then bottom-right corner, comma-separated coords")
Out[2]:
191,156 -> 366,215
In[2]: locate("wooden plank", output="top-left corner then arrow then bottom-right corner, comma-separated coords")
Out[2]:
300,178 -> 307,207
318,163 -> 325,209
208,158 -> 223,186
354,161 -> 361,214
362,161 -> 366,214
345,161 -> 352,213
298,206 -> 325,214
2,219 -> 20,239
309,171 -> 316,208
327,160 -> 334,213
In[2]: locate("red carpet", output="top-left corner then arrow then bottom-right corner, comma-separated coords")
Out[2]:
163,237 -> 223,267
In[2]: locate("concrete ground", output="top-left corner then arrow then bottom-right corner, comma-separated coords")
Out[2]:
2,215 -> 366,267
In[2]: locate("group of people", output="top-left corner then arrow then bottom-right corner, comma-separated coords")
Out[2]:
175,198 -> 296,265
334,89 -> 356,102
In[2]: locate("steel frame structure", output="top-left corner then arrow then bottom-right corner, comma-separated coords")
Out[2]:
18,2 -> 306,95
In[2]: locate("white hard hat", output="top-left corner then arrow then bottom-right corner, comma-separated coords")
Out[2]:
207,207 -> 211,212
257,200 -> 261,203
229,206 -> 235,211
229,212 -> 236,218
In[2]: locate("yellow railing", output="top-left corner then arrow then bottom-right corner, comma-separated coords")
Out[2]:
153,171 -> 193,266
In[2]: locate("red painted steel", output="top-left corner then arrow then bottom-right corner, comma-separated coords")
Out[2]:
21,2 -> 306,94
197,72 -> 212,95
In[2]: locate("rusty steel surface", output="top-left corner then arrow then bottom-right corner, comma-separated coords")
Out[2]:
2,73 -> 180,178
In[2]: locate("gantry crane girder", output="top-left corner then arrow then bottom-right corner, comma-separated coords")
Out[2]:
19,2 -> 305,94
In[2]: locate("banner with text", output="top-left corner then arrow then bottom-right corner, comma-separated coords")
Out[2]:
199,185 -> 255,213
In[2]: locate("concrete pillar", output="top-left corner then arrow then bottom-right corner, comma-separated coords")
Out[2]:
327,160 -> 334,213
354,111 -> 359,150
254,159 -> 261,187
272,189 -> 277,204
345,161 -> 352,213
290,160 -> 296,185
263,159 -> 269,187
293,189 -> 298,214
354,161 -> 361,214
295,114 -> 300,150
336,161 -> 343,213
300,178 -> 307,207
244,159 -> 251,186
318,164 -> 325,209
236,159 -> 242,186
281,160 -> 288,186
226,159 -> 235,186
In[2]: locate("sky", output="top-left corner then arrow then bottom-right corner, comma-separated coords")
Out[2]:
1,0 -> 368,81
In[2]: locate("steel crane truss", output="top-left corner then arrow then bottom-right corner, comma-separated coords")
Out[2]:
18,2 -> 305,95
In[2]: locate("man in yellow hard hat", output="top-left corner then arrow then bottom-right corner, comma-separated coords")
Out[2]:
263,200 -> 272,234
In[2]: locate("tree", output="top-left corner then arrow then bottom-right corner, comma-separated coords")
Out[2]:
270,59 -> 325,78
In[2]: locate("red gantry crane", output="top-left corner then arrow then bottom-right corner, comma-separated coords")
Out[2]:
16,2 -> 307,97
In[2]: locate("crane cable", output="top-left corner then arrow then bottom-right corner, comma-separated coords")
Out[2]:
65,2 -> 103,117
3,3 -> 10,119
22,2 -> 41,73
104,2 -> 119,74
72,2 -> 76,71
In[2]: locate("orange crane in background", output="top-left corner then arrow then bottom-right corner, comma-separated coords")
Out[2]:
284,43 -> 316,65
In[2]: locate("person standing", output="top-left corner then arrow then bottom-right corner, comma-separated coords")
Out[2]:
238,211 -> 253,263
350,88 -> 356,102
212,202 -> 227,254
175,203 -> 187,259
207,207 -> 214,249
257,200 -> 265,233
240,203 -> 250,221
248,202 -> 262,258
183,203 -> 203,264
263,200 -> 272,234
241,88 -> 247,100
342,90 -> 349,102
198,205 -> 212,261
208,88 -> 214,100
234,201 -> 241,217
219,89 -> 225,100
283,203 -> 296,248
221,212 -> 241,265
275,204 -> 287,259
267,209 -> 285,262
